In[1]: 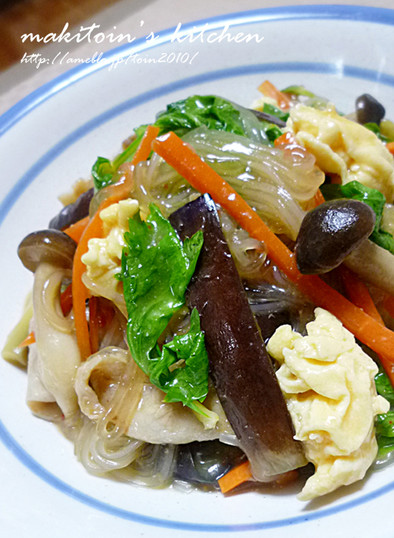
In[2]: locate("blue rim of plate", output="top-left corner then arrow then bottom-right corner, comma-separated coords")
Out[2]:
1,4 -> 394,134
1,4 -> 394,533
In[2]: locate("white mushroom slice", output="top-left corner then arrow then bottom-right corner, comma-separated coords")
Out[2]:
33,262 -> 81,419
127,384 -> 234,444
344,239 -> 394,295
75,346 -> 234,444
26,343 -> 63,422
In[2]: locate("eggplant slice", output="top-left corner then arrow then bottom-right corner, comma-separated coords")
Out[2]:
170,194 -> 306,481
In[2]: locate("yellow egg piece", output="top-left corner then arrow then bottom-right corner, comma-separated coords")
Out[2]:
289,104 -> 394,202
81,199 -> 139,314
267,308 -> 389,501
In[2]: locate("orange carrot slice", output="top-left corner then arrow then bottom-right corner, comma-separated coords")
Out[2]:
64,216 -> 90,243
313,189 -> 326,207
340,266 -> 384,324
18,331 -> 36,348
218,461 -> 253,493
386,141 -> 394,155
383,295 -> 394,319
258,80 -> 292,110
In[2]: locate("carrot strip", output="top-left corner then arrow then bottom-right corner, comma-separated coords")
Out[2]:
218,461 -> 253,493
72,125 -> 160,360
328,173 -> 342,184
72,217 -> 99,360
274,469 -> 299,487
313,189 -> 326,207
72,196 -> 125,360
258,80 -> 292,110
96,298 -> 115,329
340,266 -> 384,324
95,125 -> 161,209
60,283 -> 73,316
18,331 -> 36,348
131,125 -> 160,166
64,216 -> 89,243
273,131 -> 296,147
153,132 -> 394,382
383,295 -> 394,319
386,141 -> 394,155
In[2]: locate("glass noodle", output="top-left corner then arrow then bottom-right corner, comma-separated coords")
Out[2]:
132,128 -> 324,240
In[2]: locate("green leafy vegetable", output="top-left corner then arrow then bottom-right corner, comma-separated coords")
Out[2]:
376,412 -> 394,457
262,103 -> 289,123
113,125 -> 147,169
376,412 -> 394,437
364,122 -> 392,143
376,370 -> 394,405
257,104 -> 288,142
376,435 -> 394,458
155,95 -> 244,136
91,125 -> 147,190
150,309 -> 208,406
91,157 -> 116,191
375,370 -> 394,458
321,180 -> 394,254
119,204 -> 210,415
264,124 -> 284,143
155,95 -> 270,144
281,85 -> 317,98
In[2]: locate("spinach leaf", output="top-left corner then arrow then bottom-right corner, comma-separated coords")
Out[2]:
155,95 -> 246,136
155,95 -> 269,144
119,204 -> 209,413
376,435 -> 394,458
376,370 -> 394,405
321,180 -> 394,254
376,412 -> 394,437
91,157 -> 115,191
262,103 -> 289,123
112,125 -> 147,169
151,308 -> 209,406
264,124 -> 284,143
91,125 -> 147,191
375,371 -> 394,458
255,104 -> 288,142
376,412 -> 394,458
281,85 -> 317,98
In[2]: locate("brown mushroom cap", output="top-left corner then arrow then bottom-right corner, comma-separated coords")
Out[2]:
18,229 -> 77,272
295,199 -> 376,274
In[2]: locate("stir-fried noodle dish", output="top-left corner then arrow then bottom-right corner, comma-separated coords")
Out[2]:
4,82 -> 394,501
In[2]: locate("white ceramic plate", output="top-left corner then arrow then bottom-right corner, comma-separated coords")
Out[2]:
1,6 -> 394,538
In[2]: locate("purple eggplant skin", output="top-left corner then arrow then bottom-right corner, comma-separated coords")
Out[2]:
48,187 -> 94,230
170,195 -> 306,481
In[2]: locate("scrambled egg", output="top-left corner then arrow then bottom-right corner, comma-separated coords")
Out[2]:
288,104 -> 394,202
267,308 -> 389,501
81,199 -> 139,311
